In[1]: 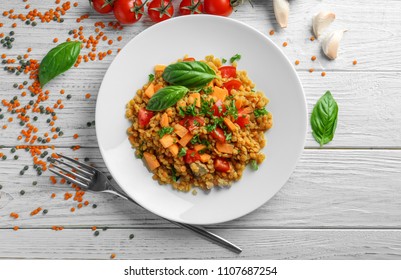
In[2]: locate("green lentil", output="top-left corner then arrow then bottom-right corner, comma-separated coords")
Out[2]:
92,204 -> 97,209
13,155 -> 18,160
42,209 -> 48,214
32,181 -> 37,186
94,231 -> 100,236
129,234 -> 134,239
23,165 -> 29,170
20,190 -> 25,195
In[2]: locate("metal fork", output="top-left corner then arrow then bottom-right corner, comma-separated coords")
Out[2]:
49,153 -> 242,254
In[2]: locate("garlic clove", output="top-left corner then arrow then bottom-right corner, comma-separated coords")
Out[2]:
312,11 -> 336,38
273,0 -> 289,28
322,30 -> 347,60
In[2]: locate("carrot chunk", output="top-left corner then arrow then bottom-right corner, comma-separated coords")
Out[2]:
160,113 -> 169,127
216,142 -> 234,154
144,83 -> 155,98
143,152 -> 160,171
174,124 -> 189,138
178,132 -> 193,147
168,144 -> 179,156
159,134 -> 174,148
223,118 -> 237,132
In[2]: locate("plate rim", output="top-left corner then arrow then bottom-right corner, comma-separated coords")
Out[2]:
95,14 -> 307,225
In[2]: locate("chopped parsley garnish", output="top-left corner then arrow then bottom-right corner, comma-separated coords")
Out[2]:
200,98 -> 214,116
178,148 -> 186,157
230,54 -> 241,63
158,126 -> 174,138
254,108 -> 269,117
148,74 -> 155,82
224,131 -> 232,142
221,58 -> 227,64
179,103 -> 197,116
202,86 -> 213,95
206,117 -> 225,132
225,100 -> 238,120
171,166 -> 180,182
190,134 -> 200,145
250,160 -> 259,171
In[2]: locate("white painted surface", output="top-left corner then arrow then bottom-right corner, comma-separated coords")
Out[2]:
0,0 -> 400,259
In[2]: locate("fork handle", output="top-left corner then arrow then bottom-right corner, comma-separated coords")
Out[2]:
105,189 -> 242,254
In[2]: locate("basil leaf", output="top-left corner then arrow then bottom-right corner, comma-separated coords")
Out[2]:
146,86 -> 189,111
310,91 -> 339,147
39,41 -> 81,87
230,54 -> 241,63
178,148 -> 186,157
162,61 -> 216,89
254,108 -> 268,117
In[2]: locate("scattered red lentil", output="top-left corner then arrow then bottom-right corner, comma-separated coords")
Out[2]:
311,56 -> 317,61
51,193 -> 56,198
309,68 -> 314,73
70,207 -> 75,212
53,38 -> 59,43
310,36 -> 315,41
269,29 -> 274,36
73,133 -> 79,139
110,253 -> 116,259
10,212 -> 19,219
30,207 -> 42,216
13,226 -> 19,231
353,60 -> 357,65
282,42 -> 288,47
117,36 -> 122,41
92,226 -> 97,231
85,93 -> 91,99
295,60 -> 300,65
321,71 -> 326,77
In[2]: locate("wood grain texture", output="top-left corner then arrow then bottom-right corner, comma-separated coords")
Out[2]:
0,0 -> 401,260
1,70 -> 400,148
0,0 -> 400,71
1,148 -> 401,229
1,228 -> 401,259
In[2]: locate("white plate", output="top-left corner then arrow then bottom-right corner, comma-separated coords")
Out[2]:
96,15 -> 307,225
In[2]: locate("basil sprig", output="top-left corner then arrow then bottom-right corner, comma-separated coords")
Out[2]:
162,61 -> 216,89
39,41 -> 81,87
310,91 -> 338,147
146,86 -> 189,111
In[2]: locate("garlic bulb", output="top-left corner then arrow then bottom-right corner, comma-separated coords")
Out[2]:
312,11 -> 336,38
273,0 -> 289,28
322,30 -> 347,60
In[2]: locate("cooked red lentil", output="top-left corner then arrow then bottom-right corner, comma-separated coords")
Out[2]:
126,55 -> 273,192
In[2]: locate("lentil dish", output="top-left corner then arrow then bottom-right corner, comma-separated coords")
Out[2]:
126,55 -> 273,192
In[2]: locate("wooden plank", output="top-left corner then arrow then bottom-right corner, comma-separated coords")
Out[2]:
0,70 -> 400,148
1,0 -> 400,71
1,228 -> 401,259
1,148 -> 401,229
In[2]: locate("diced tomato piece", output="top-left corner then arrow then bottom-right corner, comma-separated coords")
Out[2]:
223,79 -> 242,93
179,116 -> 205,132
214,158 -> 230,172
210,127 -> 226,143
219,66 -> 236,78
212,100 -> 226,117
183,57 -> 195,61
138,108 -> 154,128
184,149 -> 201,164
235,108 -> 250,128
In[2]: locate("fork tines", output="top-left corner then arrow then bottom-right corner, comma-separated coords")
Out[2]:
49,153 -> 95,189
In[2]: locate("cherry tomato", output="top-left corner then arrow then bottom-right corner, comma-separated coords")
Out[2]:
90,0 -> 114,14
210,127 -> 226,143
138,108 -> 154,128
219,66 -> 236,78
113,0 -> 147,24
204,0 -> 234,17
223,79 -> 242,93
148,0 -> 174,23
184,149 -> 201,164
214,158 -> 230,172
235,108 -> 250,128
179,116 -> 205,132
179,0 -> 203,15
212,100 -> 226,117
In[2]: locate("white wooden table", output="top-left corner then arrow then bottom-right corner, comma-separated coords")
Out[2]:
1,0 -> 401,259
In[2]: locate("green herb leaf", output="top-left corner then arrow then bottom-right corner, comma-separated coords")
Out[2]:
250,159 -> 258,171
39,41 -> 81,87
221,58 -> 227,64
226,100 -> 238,120
200,97 -> 214,116
310,91 -> 339,147
171,166 -> 179,182
179,103 -> 197,116
178,148 -> 186,157
148,74 -> 155,82
254,108 -> 269,117
202,86 -> 213,95
190,134 -> 200,145
230,54 -> 241,63
162,61 -> 217,89
224,131 -> 232,142
158,126 -> 174,138
146,86 -> 189,111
